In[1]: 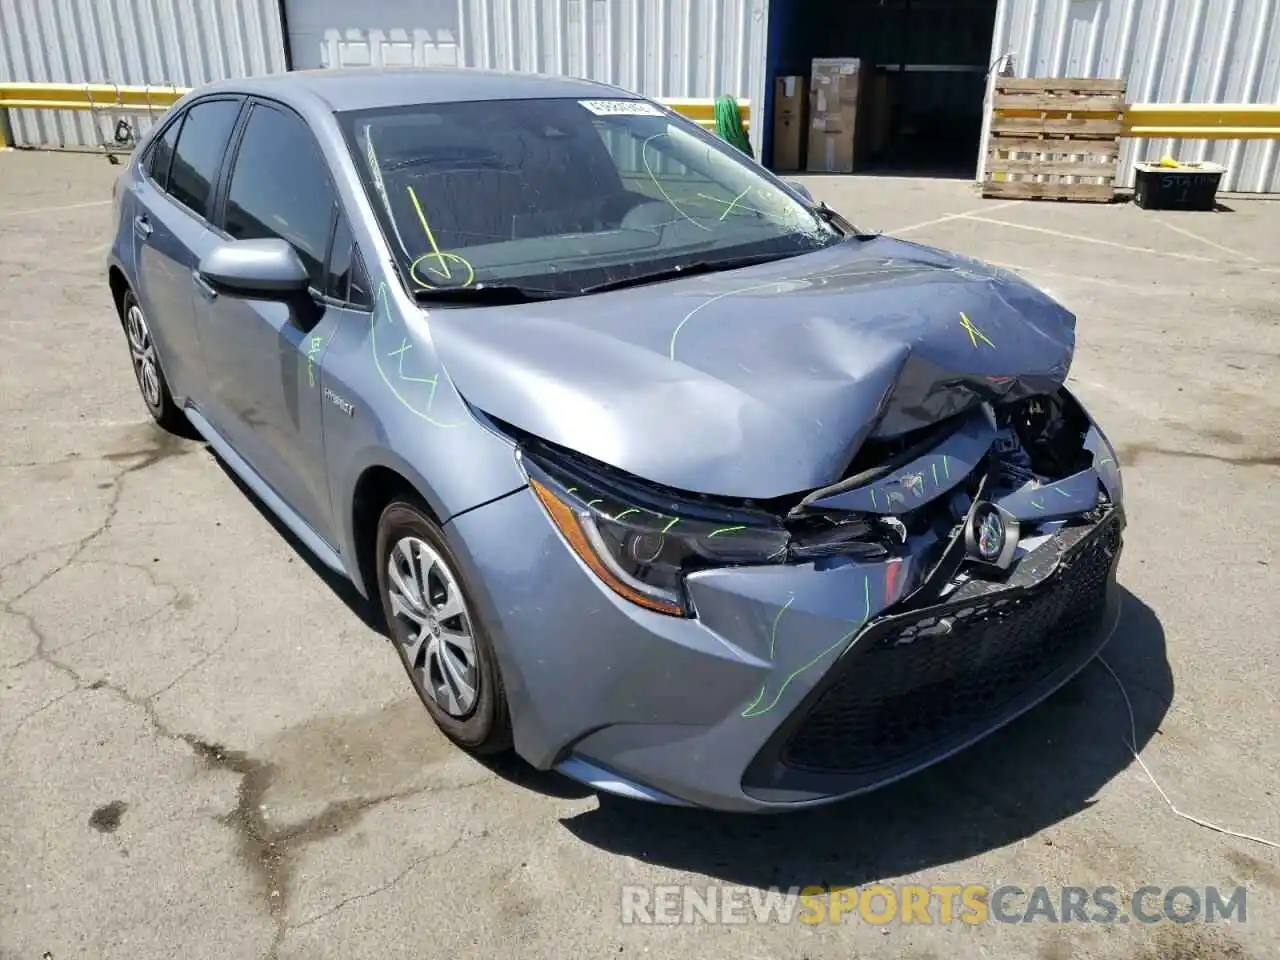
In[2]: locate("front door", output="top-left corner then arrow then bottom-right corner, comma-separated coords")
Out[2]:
195,99 -> 342,545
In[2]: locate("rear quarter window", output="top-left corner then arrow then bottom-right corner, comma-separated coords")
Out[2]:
167,98 -> 241,221
145,116 -> 183,191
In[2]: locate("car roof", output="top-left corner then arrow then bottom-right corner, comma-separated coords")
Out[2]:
198,67 -> 630,113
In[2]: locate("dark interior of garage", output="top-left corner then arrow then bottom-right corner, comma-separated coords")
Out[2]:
764,0 -> 998,177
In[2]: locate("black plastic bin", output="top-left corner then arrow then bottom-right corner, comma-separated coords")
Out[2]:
1133,161 -> 1226,211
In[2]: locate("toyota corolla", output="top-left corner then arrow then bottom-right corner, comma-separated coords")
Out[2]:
107,67 -> 1125,811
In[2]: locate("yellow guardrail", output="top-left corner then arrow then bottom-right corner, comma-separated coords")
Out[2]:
660,97 -> 752,130
4,81 -> 1275,146
0,82 -> 749,147
1121,103 -> 1280,139
991,96 -> 1280,140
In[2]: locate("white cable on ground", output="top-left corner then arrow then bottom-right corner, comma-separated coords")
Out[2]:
1096,654 -> 1279,850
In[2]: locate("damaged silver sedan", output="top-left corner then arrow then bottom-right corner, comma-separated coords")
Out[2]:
108,68 -> 1125,811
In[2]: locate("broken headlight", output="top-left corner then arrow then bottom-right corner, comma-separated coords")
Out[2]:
518,445 -> 789,617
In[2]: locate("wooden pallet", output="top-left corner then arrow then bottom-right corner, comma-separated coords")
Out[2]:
983,78 -> 1126,203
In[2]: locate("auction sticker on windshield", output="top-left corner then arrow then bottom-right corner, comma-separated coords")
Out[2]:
579,99 -> 665,117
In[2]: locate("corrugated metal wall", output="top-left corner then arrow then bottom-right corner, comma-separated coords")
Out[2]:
283,0 -> 770,156
987,0 -> 1280,192
0,0 -> 287,149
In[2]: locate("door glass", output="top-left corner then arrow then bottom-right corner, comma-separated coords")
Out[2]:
167,99 -> 240,220
147,115 -> 183,192
349,250 -> 373,308
325,214 -> 354,301
224,103 -> 337,288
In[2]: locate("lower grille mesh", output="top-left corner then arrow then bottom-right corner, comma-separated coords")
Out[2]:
782,515 -> 1121,775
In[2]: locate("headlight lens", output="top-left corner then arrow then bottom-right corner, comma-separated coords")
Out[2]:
520,446 -> 789,617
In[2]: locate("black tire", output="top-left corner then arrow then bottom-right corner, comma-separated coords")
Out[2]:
375,498 -> 512,755
118,289 -> 192,436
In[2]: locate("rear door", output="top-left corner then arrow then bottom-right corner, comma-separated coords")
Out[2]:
196,98 -> 344,544
131,97 -> 244,406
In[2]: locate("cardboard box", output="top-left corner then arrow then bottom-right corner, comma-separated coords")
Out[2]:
771,75 -> 807,172
806,57 -> 867,174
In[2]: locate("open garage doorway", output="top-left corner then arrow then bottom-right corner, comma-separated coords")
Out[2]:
765,0 -> 998,177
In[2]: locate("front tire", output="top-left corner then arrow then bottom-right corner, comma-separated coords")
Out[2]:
119,289 -> 190,435
375,499 -> 512,754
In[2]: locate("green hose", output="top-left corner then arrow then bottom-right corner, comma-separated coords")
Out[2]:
713,95 -> 753,158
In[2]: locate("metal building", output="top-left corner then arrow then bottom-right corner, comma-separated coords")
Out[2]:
279,0 -> 769,158
987,0 -> 1280,192
1,0 -> 1278,192
0,0 -> 287,149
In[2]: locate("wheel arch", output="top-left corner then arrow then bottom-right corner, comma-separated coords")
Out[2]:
108,265 -> 131,318
349,461 -> 443,601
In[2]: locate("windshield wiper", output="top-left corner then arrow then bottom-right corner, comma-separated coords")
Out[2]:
813,201 -> 877,239
577,253 -> 790,295
412,283 -> 564,305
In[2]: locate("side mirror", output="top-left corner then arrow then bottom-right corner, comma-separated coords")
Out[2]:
198,238 -> 310,300
783,179 -> 814,204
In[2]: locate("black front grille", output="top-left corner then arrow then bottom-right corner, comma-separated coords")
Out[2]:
781,513 -> 1122,776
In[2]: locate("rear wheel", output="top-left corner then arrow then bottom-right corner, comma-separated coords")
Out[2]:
375,499 -> 512,754
119,290 -> 190,435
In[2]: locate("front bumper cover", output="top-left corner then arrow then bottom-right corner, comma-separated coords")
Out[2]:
743,504 -> 1124,804
447,465 -> 1125,812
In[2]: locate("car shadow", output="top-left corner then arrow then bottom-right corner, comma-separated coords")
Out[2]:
205,449 -> 388,636
474,751 -> 597,800
556,586 -> 1171,888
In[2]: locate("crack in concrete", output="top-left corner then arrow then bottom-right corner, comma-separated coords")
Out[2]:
10,600 -> 176,667
142,610 -> 243,701
290,835 -> 466,931
0,541 -> 82,578
0,685 -> 81,757
2,425 -> 495,955
182,736 -> 493,959
2,431 -> 192,611
0,453 -> 94,470
1116,443 -> 1280,469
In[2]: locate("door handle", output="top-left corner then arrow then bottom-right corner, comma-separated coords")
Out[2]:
191,269 -> 219,301
133,214 -> 153,239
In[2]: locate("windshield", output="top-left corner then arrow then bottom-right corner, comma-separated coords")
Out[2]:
337,97 -> 842,298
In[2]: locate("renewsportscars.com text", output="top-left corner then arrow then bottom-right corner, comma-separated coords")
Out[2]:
620,884 -> 1247,926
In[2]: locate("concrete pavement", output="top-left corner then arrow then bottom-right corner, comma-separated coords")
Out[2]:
1,150 -> 1277,959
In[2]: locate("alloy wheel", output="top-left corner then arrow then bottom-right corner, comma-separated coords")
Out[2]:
125,303 -> 162,410
386,536 -> 479,717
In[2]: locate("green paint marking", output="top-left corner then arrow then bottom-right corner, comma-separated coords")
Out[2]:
743,576 -> 870,718
668,281 -> 782,361
305,336 -> 325,388
870,488 -> 878,509
764,596 -> 794,660
708,525 -> 746,537
1031,497 -> 1046,510
397,337 -> 438,384
586,499 -> 604,509
370,282 -> 460,428
662,517 -> 680,534
565,487 -> 579,496
742,596 -> 796,714
1055,488 -> 1072,498
718,185 -> 752,221
613,508 -> 640,521
932,462 -> 939,487
943,455 -> 951,480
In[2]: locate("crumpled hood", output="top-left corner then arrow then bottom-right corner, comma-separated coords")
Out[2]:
427,235 -> 1076,499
